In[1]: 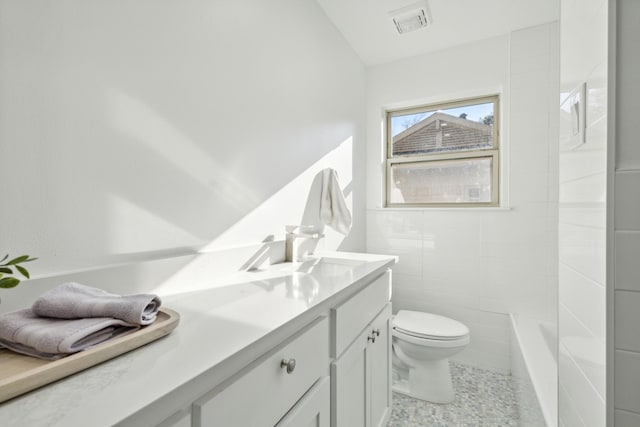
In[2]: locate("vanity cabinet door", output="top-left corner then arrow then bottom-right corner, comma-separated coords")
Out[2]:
331,303 -> 392,427
276,376 -> 330,427
369,304 -> 392,427
331,326 -> 369,427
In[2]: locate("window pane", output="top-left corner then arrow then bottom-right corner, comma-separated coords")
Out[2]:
390,101 -> 494,157
389,157 -> 493,204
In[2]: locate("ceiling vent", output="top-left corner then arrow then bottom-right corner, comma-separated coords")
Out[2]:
389,0 -> 431,34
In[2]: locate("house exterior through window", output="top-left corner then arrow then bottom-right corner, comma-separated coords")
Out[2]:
386,95 -> 500,207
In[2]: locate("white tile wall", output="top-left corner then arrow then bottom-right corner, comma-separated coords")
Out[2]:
615,0 -> 640,171
614,350 -> 640,413
615,409 -> 640,427
612,0 -> 640,422
615,292 -> 640,353
615,231 -> 640,292
558,344 -> 605,426
366,22 -> 559,374
558,223 -> 606,286
559,303 -> 605,398
614,172 -> 640,230
559,264 -> 606,340
559,382 -> 587,426
559,0 -> 609,423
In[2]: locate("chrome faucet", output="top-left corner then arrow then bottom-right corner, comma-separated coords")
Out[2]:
285,225 -> 324,262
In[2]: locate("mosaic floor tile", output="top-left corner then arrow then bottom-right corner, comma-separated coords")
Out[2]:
387,362 -> 520,427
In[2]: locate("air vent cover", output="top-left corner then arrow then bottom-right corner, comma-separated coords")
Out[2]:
389,0 -> 431,34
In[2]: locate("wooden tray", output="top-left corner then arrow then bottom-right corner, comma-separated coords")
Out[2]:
0,307 -> 180,404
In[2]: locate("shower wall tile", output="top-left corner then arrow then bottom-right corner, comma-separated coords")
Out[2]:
585,62 -> 607,129
559,204 -> 606,229
559,171 -> 607,204
559,0 -> 608,423
615,0 -> 640,171
559,264 -> 606,340
558,148 -> 606,186
614,350 -> 640,413
558,222 -> 606,285
615,291 -> 640,353
558,383 -> 587,427
615,232 -> 640,292
615,409 -> 640,427
558,342 -> 606,425
559,304 -> 606,398
613,1 -> 640,423
614,171 -> 640,231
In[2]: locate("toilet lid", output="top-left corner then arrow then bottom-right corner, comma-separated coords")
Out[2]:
393,310 -> 469,340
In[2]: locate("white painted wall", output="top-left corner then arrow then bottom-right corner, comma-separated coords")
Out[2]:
610,0 -> 640,425
558,0 -> 608,425
366,23 -> 559,373
0,0 -> 366,282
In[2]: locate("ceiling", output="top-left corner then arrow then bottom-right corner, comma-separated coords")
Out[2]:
315,0 -> 559,66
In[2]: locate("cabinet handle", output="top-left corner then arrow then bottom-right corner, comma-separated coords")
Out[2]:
368,335 -> 376,343
280,358 -> 296,374
373,329 -> 380,337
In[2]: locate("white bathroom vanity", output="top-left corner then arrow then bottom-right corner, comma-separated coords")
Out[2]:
0,251 -> 396,427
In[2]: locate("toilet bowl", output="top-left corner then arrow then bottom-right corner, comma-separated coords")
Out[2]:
392,310 -> 470,404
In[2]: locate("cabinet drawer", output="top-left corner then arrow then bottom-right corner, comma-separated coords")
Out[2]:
193,317 -> 329,427
332,270 -> 391,358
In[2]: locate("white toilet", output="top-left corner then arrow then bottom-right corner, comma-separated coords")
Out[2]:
392,310 -> 470,404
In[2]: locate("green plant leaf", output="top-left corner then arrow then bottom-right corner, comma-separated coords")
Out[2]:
0,277 -> 20,289
23,257 -> 38,263
7,255 -> 30,265
0,254 -> 8,263
0,267 -> 12,274
15,265 -> 30,279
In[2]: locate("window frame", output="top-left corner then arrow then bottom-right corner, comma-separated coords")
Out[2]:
385,95 -> 500,208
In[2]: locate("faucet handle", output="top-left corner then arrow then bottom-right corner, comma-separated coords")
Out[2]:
285,225 -> 324,239
286,224 -> 316,233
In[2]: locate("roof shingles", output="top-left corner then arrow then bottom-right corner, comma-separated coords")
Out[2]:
392,112 -> 493,156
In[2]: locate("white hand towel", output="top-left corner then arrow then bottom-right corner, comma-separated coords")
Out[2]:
320,168 -> 352,235
0,309 -> 139,360
32,282 -> 161,326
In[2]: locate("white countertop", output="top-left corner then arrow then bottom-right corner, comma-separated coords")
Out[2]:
0,251 -> 396,427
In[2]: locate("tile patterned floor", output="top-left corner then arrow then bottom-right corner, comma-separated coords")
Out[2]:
387,362 -> 520,427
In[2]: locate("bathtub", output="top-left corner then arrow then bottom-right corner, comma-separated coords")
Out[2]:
509,314 -> 558,427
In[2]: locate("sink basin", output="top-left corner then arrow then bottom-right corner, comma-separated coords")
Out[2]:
251,256 -> 366,278
240,257 -> 366,305
293,257 -> 366,277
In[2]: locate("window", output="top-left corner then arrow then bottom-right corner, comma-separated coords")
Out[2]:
386,95 -> 500,207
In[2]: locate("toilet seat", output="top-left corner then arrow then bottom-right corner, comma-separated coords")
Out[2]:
393,310 -> 469,341
393,327 -> 470,348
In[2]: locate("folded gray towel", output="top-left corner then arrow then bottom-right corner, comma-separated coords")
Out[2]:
32,282 -> 161,326
0,309 -> 139,360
